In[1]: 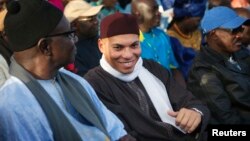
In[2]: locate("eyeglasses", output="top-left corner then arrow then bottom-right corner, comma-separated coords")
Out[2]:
219,26 -> 244,35
77,15 -> 97,22
45,30 -> 78,43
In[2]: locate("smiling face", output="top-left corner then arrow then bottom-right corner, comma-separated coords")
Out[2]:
98,34 -> 141,74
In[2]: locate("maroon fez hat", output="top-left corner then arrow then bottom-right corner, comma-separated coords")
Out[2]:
100,12 -> 139,38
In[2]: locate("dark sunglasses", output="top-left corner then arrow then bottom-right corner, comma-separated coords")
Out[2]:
77,15 -> 97,23
219,26 -> 244,34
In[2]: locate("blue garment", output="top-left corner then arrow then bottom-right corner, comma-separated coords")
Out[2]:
173,0 -> 207,18
140,28 -> 179,70
169,36 -> 196,80
0,69 -> 126,141
159,0 -> 175,10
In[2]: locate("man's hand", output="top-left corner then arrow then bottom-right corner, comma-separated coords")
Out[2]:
168,108 -> 202,133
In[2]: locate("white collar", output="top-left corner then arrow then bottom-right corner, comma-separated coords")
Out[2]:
100,56 -> 143,82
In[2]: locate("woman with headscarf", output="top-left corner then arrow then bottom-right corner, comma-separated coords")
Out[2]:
167,0 -> 207,80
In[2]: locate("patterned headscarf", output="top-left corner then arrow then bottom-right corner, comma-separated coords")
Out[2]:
173,0 -> 207,18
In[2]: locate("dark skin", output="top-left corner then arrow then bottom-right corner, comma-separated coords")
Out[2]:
102,0 -> 117,9
13,16 -> 76,80
206,27 -> 243,56
234,8 -> 250,46
208,0 -> 231,9
72,15 -> 99,40
170,16 -> 202,37
62,0 -> 72,6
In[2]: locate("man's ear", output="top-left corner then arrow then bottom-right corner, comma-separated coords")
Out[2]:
98,38 -> 104,54
208,30 -> 217,40
134,11 -> 144,23
71,21 -> 77,30
37,38 -> 52,56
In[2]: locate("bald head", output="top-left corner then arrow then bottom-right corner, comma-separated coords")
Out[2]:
131,0 -> 160,31
132,0 -> 153,20
131,0 -> 155,15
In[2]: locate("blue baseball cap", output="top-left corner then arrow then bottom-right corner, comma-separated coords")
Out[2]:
201,6 -> 248,34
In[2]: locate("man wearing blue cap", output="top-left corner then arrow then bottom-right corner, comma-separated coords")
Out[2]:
187,6 -> 250,124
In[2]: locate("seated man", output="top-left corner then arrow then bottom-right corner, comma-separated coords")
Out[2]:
0,0 -> 135,141
85,12 -> 210,141
64,0 -> 103,76
188,6 -> 250,124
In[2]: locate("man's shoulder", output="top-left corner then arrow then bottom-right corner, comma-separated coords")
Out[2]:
143,59 -> 170,79
0,76 -> 25,91
0,76 -> 35,110
84,66 -> 112,89
189,55 -> 214,77
59,68 -> 92,87
60,68 -> 84,80
143,59 -> 166,70
84,66 -> 103,78
152,27 -> 165,34
191,48 -> 213,68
